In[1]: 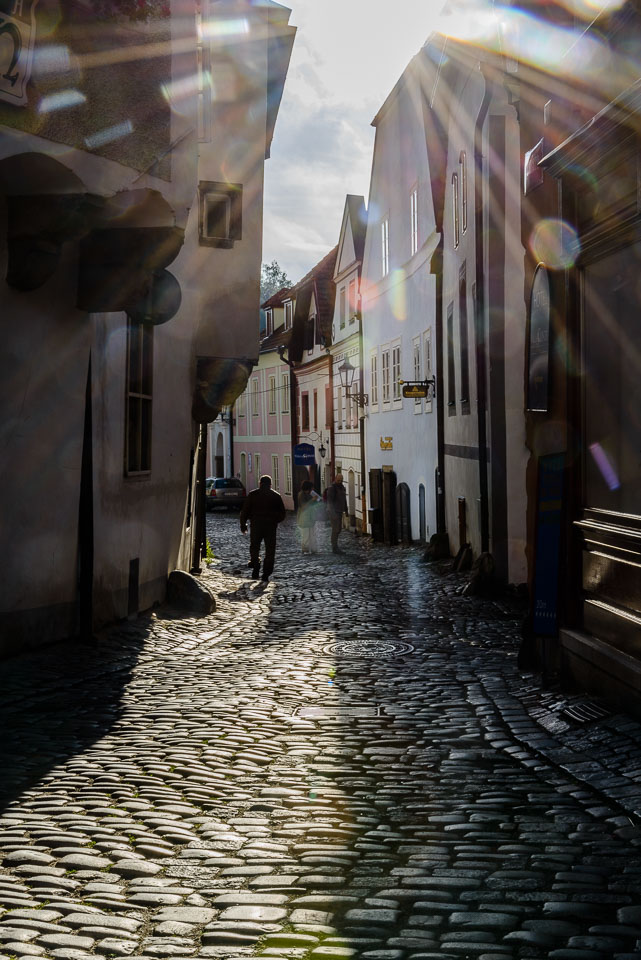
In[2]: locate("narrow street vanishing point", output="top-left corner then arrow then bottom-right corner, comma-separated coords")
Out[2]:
3,515 -> 641,960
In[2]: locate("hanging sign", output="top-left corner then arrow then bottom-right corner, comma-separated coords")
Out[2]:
293,442 -> 315,466
402,383 -> 428,399
527,264 -> 551,412
0,0 -> 39,106
380,437 -> 393,451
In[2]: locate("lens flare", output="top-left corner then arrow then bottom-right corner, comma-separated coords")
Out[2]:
530,218 -> 580,270
388,269 -> 407,321
38,90 -> 86,113
84,120 -> 134,150
33,45 -> 72,75
589,442 -> 620,491
162,73 -> 207,102
200,17 -> 249,40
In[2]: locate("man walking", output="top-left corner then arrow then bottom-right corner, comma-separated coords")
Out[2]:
240,475 -> 286,582
326,473 -> 348,554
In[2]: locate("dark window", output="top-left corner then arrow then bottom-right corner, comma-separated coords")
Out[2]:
447,302 -> 456,412
459,262 -> 470,408
301,393 -> 310,432
125,319 -> 153,475
198,180 -> 242,248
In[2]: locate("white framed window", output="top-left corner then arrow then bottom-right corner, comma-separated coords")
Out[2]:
413,337 -> 422,409
339,286 -> 346,329
392,344 -> 401,401
452,172 -> 460,248
284,300 -> 293,329
371,353 -> 378,406
348,279 -> 357,322
265,309 -> 273,336
410,185 -> 418,256
381,216 -> 390,277
237,391 -> 246,417
271,455 -> 279,491
254,453 -> 261,480
281,373 -> 289,412
460,150 -> 467,233
251,378 -> 259,416
382,348 -> 390,403
268,376 -> 276,414
284,455 -> 292,496
198,180 -> 242,249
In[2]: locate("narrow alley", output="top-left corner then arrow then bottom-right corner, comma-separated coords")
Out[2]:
2,516 -> 641,960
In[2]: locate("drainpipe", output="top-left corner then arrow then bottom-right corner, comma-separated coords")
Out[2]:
475,71 -> 492,554
358,304 -> 367,533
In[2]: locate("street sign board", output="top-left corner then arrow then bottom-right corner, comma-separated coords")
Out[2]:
402,383 -> 428,399
0,0 -> 39,106
293,442 -> 315,466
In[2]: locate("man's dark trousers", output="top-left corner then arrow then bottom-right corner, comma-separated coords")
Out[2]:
250,522 -> 277,578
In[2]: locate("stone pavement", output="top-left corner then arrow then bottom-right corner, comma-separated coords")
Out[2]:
3,514 -> 641,960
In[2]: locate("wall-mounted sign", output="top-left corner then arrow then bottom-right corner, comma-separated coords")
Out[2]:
0,0 -> 39,106
380,437 -> 393,451
293,442 -> 315,466
402,384 -> 428,399
527,264 -> 551,412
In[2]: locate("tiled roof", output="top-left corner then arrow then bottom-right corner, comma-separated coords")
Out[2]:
260,325 -> 292,354
261,286 -> 294,309
288,245 -> 338,361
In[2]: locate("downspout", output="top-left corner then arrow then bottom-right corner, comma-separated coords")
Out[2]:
190,423 -> 207,574
475,72 -> 492,553
358,304 -> 367,533
433,242 -> 446,534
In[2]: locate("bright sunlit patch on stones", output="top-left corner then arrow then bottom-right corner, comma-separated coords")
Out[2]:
589,442 -> 620,491
38,90 -> 86,113
530,218 -> 581,270
84,120 -> 134,149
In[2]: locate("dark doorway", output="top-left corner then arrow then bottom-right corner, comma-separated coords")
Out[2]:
369,468 -> 384,542
396,482 -> 411,544
419,484 -> 426,543
77,358 -> 94,641
382,470 -> 397,546
215,432 -> 224,477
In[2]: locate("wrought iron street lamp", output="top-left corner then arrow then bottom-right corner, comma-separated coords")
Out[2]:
338,357 -> 368,406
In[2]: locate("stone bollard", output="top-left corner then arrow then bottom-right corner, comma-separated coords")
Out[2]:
167,570 -> 216,615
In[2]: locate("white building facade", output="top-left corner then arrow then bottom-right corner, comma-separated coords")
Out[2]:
362,53 -> 440,545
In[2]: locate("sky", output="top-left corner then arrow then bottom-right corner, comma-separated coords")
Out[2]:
262,0 -> 447,284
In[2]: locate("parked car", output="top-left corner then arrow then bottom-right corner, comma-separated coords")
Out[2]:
205,477 -> 246,511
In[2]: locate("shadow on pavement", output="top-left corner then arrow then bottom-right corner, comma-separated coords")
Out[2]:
0,623 -> 148,813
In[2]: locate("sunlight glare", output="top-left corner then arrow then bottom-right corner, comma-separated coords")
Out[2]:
38,90 -> 86,113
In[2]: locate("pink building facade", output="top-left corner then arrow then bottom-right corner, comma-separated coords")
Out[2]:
233,291 -> 295,510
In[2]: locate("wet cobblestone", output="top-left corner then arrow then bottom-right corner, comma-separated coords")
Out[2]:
2,514 -> 641,959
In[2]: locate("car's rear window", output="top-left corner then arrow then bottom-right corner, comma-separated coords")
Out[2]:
215,479 -> 244,488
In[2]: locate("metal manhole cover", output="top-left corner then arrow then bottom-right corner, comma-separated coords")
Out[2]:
324,638 -> 415,659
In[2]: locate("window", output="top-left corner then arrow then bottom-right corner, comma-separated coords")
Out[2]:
460,150 -> 467,233
265,309 -> 273,336
237,391 -> 245,417
459,262 -> 470,406
447,302 -> 456,409
240,452 -> 247,487
268,376 -> 276,414
254,453 -> 261,481
251,378 -> 259,416
382,349 -> 390,403
198,180 -> 242,248
392,344 -> 401,401
452,173 -> 460,248
301,392 -> 310,431
284,300 -> 293,329
410,185 -> 418,256
345,392 -> 352,429
413,337 -> 421,408
271,455 -> 279,491
424,328 -> 433,414
284,455 -> 292,496
125,319 -> 153,475
337,383 -> 343,429
281,373 -> 289,412
196,8 -> 211,143
348,279 -> 357,322
313,390 -> 318,430
381,216 -> 390,277
339,286 -> 346,329
371,353 -> 378,406
325,384 -> 332,427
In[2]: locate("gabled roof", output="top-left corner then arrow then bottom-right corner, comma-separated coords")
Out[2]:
261,285 -> 294,309
288,245 -> 338,362
334,194 -> 367,280
260,324 -> 292,354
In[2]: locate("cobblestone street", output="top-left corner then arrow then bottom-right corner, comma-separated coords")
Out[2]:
4,514 -> 641,960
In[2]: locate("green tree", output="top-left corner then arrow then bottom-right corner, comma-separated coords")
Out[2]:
260,260 -> 291,304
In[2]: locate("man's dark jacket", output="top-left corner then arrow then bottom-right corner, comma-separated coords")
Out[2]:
240,487 -> 286,531
326,481 -> 347,517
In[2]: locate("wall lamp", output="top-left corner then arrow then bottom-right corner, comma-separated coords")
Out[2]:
338,357 -> 368,406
